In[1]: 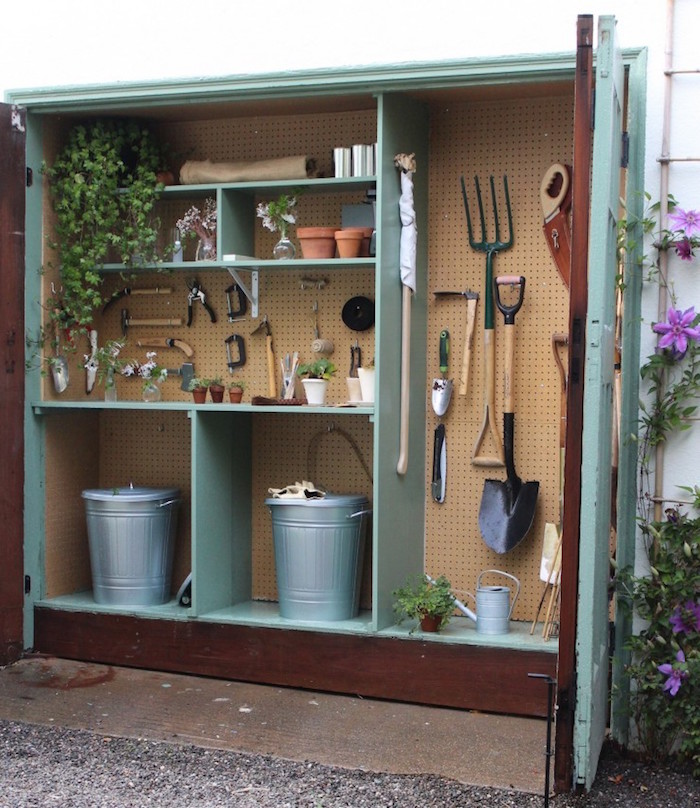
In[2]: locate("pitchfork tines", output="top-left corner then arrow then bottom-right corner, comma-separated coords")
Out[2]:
461,174 -> 513,255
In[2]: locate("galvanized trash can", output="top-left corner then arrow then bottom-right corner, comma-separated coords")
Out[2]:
265,494 -> 370,621
82,486 -> 180,606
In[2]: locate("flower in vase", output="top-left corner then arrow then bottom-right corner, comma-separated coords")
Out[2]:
256,194 -> 297,237
176,197 -> 217,242
122,351 -> 168,391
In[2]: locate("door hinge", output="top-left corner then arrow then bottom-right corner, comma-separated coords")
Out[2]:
26,167 -> 33,187
24,574 -> 31,594
590,88 -> 596,129
620,132 -> 629,168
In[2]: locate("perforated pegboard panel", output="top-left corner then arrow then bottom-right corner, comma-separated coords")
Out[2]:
424,95 -> 573,621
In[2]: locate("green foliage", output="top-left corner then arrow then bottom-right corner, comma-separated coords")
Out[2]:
228,380 -> 246,390
43,119 -> 166,330
392,574 -> 455,632
297,358 -> 337,380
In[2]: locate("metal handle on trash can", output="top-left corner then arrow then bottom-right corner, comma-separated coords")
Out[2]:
157,499 -> 180,508
347,508 -> 373,519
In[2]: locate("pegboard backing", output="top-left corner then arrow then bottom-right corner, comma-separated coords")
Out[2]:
424,94 -> 573,621
251,413 -> 374,606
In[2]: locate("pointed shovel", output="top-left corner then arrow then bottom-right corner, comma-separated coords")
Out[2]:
479,276 -> 539,553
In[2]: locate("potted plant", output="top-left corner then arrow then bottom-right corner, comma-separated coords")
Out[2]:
228,380 -> 246,403
208,376 -> 225,402
43,119 -> 167,330
357,357 -> 375,403
188,377 -> 209,404
297,358 -> 336,405
393,573 -> 455,633
256,193 -> 299,259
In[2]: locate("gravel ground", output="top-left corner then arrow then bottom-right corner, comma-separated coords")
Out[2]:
0,719 -> 697,807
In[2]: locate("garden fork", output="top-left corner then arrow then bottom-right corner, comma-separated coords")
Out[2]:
461,174 -> 514,467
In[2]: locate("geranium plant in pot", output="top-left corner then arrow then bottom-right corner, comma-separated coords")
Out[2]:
297,358 -> 336,405
393,573 -> 455,633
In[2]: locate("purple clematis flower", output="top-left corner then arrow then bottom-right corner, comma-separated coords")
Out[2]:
670,601 -> 700,635
669,207 -> 700,237
652,306 -> 700,358
674,237 -> 694,261
658,649 -> 688,696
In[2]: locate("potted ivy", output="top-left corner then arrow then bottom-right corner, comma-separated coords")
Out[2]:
297,358 -> 336,405
228,380 -> 246,403
393,573 -> 455,633
43,119 -> 167,330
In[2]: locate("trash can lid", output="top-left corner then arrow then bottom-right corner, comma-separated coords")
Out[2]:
82,486 -> 180,502
265,493 -> 368,508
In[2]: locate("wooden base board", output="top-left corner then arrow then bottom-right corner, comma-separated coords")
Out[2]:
34,607 -> 557,718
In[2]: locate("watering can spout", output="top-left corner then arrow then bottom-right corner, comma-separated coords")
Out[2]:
425,574 -> 477,624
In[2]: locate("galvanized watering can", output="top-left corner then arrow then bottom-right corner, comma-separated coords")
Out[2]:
441,569 -> 520,635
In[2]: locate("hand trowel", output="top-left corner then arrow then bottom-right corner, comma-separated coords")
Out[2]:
50,311 -> 69,394
431,330 -> 452,503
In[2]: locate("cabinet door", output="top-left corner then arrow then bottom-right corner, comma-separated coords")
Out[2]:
0,102 -> 26,663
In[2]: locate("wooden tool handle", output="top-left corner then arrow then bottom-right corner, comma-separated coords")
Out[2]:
266,334 -> 276,398
471,328 -> 504,466
459,298 -> 477,396
129,318 -> 183,327
131,287 -> 172,296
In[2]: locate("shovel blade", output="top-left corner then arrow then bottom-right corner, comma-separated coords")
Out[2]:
478,478 -> 539,554
431,378 -> 453,416
51,358 -> 69,394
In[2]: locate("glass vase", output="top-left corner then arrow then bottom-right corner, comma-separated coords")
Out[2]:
142,382 -> 162,403
195,234 -> 216,261
104,368 -> 117,402
273,233 -> 296,260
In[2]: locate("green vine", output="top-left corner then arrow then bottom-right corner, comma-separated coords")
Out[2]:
43,118 -> 166,331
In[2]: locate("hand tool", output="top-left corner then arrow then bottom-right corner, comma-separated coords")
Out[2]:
431,423 -> 446,503
121,309 -> 183,337
540,163 -> 572,288
431,329 -> 453,417
164,361 -> 195,391
252,315 -> 276,398
102,286 -> 172,315
225,333 -> 246,373
461,174 -> 513,467
478,275 -> 539,554
349,341 -> 361,378
186,278 -> 216,325
433,289 -> 479,397
225,283 -> 247,321
85,328 -> 98,394
50,309 -> 69,393
137,338 -> 194,358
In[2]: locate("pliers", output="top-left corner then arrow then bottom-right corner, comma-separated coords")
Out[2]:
186,278 -> 216,326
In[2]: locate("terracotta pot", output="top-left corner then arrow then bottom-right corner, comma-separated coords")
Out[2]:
297,227 -> 339,259
419,614 -> 442,633
228,387 -> 244,403
354,226 -> 374,256
209,384 -> 225,403
334,228 -> 363,258
191,387 -> 207,404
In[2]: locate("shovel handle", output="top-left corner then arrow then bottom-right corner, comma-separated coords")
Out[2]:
459,297 -> 478,397
471,328 -> 504,467
266,334 -> 276,398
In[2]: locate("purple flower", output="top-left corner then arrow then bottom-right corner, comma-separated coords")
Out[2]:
670,601 -> 700,635
669,207 -> 700,237
658,649 -> 688,696
674,237 -> 694,261
652,306 -> 700,358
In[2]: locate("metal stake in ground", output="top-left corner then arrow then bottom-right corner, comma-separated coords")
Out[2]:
527,673 -> 556,808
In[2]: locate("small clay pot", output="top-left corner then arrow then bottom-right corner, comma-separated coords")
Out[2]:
419,614 -> 442,633
334,228 -> 363,258
209,384 -> 225,403
228,387 -> 244,403
297,227 -> 339,259
355,226 -> 374,257
191,387 -> 207,404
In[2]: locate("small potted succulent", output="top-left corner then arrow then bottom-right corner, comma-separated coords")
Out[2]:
208,376 -> 225,403
297,358 -> 336,405
228,380 -> 246,403
393,573 -> 455,633
188,377 -> 209,404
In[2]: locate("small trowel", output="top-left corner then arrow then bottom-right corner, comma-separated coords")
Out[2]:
431,329 -> 453,416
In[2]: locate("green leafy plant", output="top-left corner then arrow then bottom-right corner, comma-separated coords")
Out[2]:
392,573 -> 455,632
256,193 -> 299,237
187,377 -> 209,391
43,119 -> 166,331
297,358 -> 337,380
228,380 -> 246,390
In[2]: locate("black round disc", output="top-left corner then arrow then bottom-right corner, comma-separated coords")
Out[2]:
341,296 -> 375,331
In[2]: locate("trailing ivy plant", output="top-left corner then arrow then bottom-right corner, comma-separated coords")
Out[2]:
43,118 -> 166,332
615,195 -> 700,776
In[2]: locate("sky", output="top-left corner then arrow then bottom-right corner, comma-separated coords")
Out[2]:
1,0 -> 659,96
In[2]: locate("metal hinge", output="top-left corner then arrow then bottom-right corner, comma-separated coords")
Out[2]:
24,575 -> 31,594
26,167 -> 33,187
590,88 -> 595,129
620,132 -> 629,168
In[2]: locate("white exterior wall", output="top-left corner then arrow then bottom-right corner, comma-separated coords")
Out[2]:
2,0 -> 697,537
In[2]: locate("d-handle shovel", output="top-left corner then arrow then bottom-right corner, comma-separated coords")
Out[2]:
478,276 -> 539,554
